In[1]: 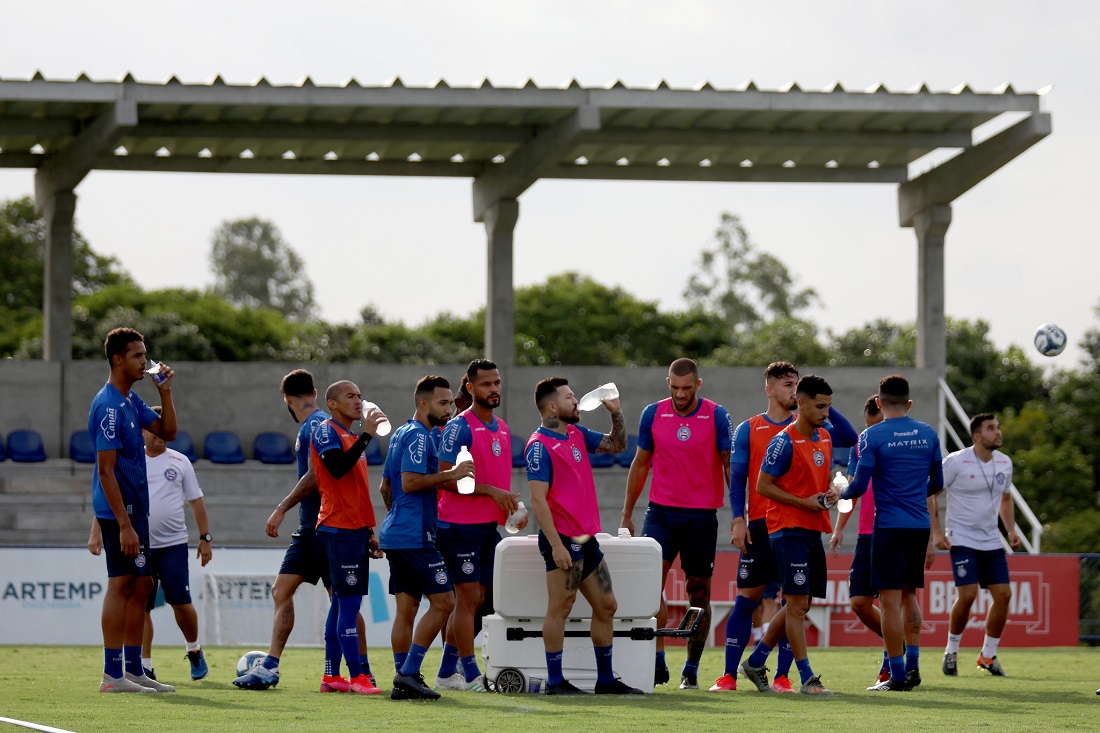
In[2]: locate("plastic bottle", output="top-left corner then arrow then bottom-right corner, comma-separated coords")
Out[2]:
832,470 -> 852,513
578,382 -> 620,411
505,501 -> 527,534
456,446 -> 475,494
144,359 -> 167,385
362,400 -> 391,437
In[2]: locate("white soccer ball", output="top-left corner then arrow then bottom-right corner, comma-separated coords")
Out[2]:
236,650 -> 267,677
1034,323 -> 1067,357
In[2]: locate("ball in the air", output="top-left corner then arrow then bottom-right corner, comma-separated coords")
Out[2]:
1034,323 -> 1067,357
236,650 -> 267,677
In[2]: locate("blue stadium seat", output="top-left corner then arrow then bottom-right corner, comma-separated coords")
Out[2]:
588,449 -> 616,468
253,431 -> 294,465
511,434 -> 528,468
8,429 -> 48,463
365,437 -> 386,466
203,431 -> 246,464
69,430 -> 96,464
615,434 -> 639,467
168,431 -> 197,463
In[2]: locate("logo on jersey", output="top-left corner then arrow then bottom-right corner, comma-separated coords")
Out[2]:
793,571 -> 807,586
163,466 -> 179,482
461,561 -> 475,575
100,408 -> 118,441
441,423 -> 459,454
346,572 -> 358,587
813,450 -> 824,466
316,421 -> 334,446
134,553 -> 146,569
956,564 -> 968,578
996,472 -> 1007,486
409,434 -> 426,465
570,543 -> 581,552
526,442 -> 542,473
571,446 -> 583,462
435,570 -> 449,585
491,439 -> 502,457
677,426 -> 692,442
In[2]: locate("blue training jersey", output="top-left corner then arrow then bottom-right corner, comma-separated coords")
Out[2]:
89,382 -> 159,521
843,415 -> 943,529
294,408 -> 329,529
379,420 -> 440,549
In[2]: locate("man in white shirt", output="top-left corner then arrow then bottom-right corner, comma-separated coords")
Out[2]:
930,412 -> 1019,677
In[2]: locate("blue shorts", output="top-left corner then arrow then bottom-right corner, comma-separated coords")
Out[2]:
538,531 -> 604,582
145,543 -> 192,610
770,529 -> 826,599
386,547 -> 453,598
848,534 -> 876,598
278,526 -> 330,587
762,581 -> 782,601
737,519 -> 779,589
436,521 -> 501,586
641,503 -> 717,578
950,545 -> 1010,588
317,526 -> 371,597
871,527 -> 930,591
98,517 -> 153,578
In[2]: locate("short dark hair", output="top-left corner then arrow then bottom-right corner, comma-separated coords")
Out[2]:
669,357 -> 699,379
104,327 -> 144,364
765,361 -> 798,381
415,375 -> 450,403
535,376 -> 569,411
878,374 -> 910,405
458,374 -> 471,399
467,358 -> 498,383
796,374 -> 832,399
864,394 -> 881,417
325,380 -> 355,403
280,369 -> 315,397
970,412 -> 996,435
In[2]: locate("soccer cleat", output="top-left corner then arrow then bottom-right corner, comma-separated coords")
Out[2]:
143,667 -> 157,681
739,660 -> 776,693
798,675 -> 833,696
187,649 -> 209,680
654,663 -> 670,686
907,669 -> 922,688
545,680 -> 589,695
233,664 -> 279,690
679,672 -> 699,690
771,675 -> 796,693
320,674 -> 351,693
707,673 -> 737,692
100,674 -> 157,693
434,672 -> 469,691
977,655 -> 1006,676
349,673 -> 383,695
867,677 -> 912,692
392,672 -> 440,700
594,678 -> 644,695
877,669 -> 891,683
942,652 -> 957,676
125,671 -> 176,692
463,675 -> 487,692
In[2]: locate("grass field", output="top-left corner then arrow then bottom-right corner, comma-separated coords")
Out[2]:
1,646 -> 1097,733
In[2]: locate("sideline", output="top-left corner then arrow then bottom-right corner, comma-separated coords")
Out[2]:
0,718 -> 79,733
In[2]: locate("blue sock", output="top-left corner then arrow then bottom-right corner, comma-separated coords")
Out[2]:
905,645 -> 920,673
399,643 -> 428,677
324,599 -> 342,676
104,647 -> 123,678
546,650 -> 564,686
461,654 -> 481,683
795,657 -> 815,685
776,636 -> 794,677
438,643 -> 459,678
889,655 -> 905,682
655,650 -> 667,671
360,654 -> 372,676
682,659 -> 699,678
746,640 -> 774,669
336,596 -> 363,678
124,645 -> 144,677
594,645 -> 614,685
261,655 -> 279,671
724,596 -> 760,674
880,649 -> 889,672
393,652 -> 407,673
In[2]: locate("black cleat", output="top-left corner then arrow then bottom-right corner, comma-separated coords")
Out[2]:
392,672 -> 441,700
595,678 -> 644,695
867,677 -> 912,692
906,669 -> 921,688
654,664 -> 670,686
678,672 -> 698,690
942,652 -> 957,676
545,680 -> 589,695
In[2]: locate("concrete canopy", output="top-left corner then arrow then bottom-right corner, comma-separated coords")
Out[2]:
0,73 -> 1051,369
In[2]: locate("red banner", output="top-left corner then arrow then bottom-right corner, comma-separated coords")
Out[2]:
664,552 -> 1080,647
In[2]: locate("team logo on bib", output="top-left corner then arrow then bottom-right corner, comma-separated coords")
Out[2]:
435,570 -> 449,585
462,561 -> 475,575
572,446 -> 582,462
135,553 -> 146,568
492,439 -> 502,457
813,451 -> 824,466
738,567 -> 748,580
677,426 -> 692,441
571,543 -> 581,552
346,572 -> 358,586
164,466 -> 179,482
793,571 -> 807,586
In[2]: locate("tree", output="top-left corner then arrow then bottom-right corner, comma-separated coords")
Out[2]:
209,217 -> 316,320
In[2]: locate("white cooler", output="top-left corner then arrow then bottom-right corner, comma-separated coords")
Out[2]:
484,533 -> 694,694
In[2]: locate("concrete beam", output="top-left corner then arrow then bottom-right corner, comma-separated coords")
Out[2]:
590,128 -> 972,150
472,106 -> 601,221
548,163 -> 909,184
35,100 -> 138,193
483,200 -> 520,369
97,155 -> 482,177
914,204 -> 952,376
38,190 -> 77,361
898,112 -> 1051,226
129,120 -> 534,145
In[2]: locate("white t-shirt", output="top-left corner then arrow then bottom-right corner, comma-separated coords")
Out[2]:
941,446 -> 1013,551
146,448 -> 204,549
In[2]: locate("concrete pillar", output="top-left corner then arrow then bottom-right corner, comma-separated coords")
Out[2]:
913,203 -> 952,376
483,199 -> 519,369
39,189 -> 77,362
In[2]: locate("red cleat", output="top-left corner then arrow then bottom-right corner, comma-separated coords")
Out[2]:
349,673 -> 383,695
771,675 -> 796,693
707,673 -> 737,692
320,674 -> 351,693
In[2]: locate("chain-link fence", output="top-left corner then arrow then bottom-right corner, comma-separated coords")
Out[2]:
1080,554 -> 1100,645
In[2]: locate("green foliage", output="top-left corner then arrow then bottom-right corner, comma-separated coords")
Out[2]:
1043,509 -> 1100,553
209,217 -> 316,320
703,316 -> 831,367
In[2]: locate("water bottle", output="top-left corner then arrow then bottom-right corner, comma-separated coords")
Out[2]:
832,470 -> 852,513
505,501 -> 527,534
362,400 -> 391,437
578,382 -> 619,412
144,359 -> 168,385
455,446 -> 475,494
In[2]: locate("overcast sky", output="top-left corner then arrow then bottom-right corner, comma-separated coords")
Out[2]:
2,1 -> 1096,367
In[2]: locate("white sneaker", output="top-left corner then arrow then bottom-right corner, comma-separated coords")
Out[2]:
100,674 -> 157,693
434,672 -> 468,690
125,671 -> 176,692
464,674 -> 486,692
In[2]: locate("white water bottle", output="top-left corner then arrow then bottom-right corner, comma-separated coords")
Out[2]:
505,501 -> 527,534
833,470 -> 853,513
456,446 -> 475,494
362,400 -> 391,437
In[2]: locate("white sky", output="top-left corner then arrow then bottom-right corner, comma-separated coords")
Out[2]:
2,1 -> 1097,367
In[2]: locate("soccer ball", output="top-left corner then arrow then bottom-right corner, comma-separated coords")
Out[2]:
236,650 -> 267,677
1034,323 -> 1067,357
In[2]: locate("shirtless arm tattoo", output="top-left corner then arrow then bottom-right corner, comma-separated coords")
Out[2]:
596,411 -> 626,453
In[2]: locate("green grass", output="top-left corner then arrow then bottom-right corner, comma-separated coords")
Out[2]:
1,646 -> 1097,733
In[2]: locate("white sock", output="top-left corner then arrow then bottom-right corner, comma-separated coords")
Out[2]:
141,657 -> 153,671
751,626 -> 763,644
186,641 -> 201,652
981,635 -> 1001,659
945,633 -> 962,655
